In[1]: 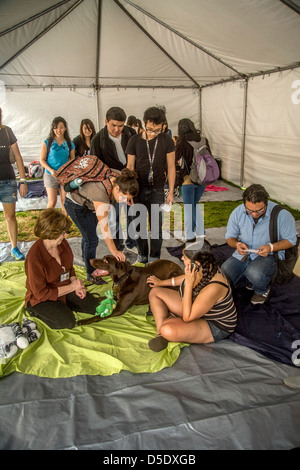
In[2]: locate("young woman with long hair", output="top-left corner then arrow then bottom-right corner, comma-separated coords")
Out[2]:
147,240 -> 237,351
40,116 -> 75,215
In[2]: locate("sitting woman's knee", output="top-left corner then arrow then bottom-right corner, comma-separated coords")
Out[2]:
160,322 -> 177,342
149,287 -> 161,302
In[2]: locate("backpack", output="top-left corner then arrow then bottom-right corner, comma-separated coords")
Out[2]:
56,155 -> 119,194
28,161 -> 43,178
269,204 -> 299,285
188,139 -> 220,186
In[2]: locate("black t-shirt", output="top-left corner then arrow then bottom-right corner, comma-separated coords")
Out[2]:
0,126 -> 17,180
126,133 -> 175,189
73,135 -> 90,157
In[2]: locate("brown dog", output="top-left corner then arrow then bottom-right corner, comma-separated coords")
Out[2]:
76,256 -> 183,326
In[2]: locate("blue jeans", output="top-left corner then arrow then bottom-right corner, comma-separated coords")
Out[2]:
64,198 -> 99,277
0,180 -> 17,203
114,200 -> 136,249
221,255 -> 277,294
134,187 -> 165,262
181,184 -> 206,240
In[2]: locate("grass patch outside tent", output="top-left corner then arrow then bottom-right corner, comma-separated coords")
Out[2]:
0,200 -> 299,244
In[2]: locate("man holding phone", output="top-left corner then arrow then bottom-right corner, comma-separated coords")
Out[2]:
221,184 -> 297,304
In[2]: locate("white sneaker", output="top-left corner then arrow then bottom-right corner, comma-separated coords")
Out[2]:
251,290 -> 270,304
125,245 -> 138,255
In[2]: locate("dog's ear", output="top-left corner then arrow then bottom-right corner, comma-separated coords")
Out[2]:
115,260 -> 132,275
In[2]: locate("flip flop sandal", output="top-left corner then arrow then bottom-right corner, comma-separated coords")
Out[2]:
87,274 -> 107,285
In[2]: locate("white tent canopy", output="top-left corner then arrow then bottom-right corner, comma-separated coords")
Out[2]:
1,0 -> 300,208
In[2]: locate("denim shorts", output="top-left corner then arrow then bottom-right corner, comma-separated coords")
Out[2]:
207,320 -> 231,342
44,172 -> 60,189
0,179 -> 18,203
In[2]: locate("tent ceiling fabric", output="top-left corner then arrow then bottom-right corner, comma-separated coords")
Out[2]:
1,0 -> 300,89
0,0 -> 299,210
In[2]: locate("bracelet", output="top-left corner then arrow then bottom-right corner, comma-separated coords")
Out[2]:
20,181 -> 27,184
268,243 -> 274,252
171,277 -> 175,286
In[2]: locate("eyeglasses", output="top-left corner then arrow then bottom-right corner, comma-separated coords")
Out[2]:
145,127 -> 162,135
245,205 -> 266,215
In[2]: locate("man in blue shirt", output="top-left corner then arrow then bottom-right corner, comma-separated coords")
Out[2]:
222,184 -> 297,304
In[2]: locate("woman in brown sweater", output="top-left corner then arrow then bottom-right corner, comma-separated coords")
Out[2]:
25,208 -> 99,329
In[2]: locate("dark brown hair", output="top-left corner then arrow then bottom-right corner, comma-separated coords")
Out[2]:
47,116 -> 72,155
34,208 -> 72,240
113,168 -> 139,198
79,119 -> 96,153
243,184 -> 269,205
183,240 -> 218,291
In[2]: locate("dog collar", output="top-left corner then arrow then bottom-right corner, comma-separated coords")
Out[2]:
113,271 -> 130,287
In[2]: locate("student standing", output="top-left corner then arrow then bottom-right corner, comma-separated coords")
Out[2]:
126,106 -> 176,264
0,107 -> 28,260
40,116 -> 75,215
73,119 -> 96,157
91,107 -> 137,253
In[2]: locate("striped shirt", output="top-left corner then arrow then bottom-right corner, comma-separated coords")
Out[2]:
180,279 -> 237,333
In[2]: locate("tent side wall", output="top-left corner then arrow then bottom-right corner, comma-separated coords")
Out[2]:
202,68 -> 300,210
0,86 -> 200,160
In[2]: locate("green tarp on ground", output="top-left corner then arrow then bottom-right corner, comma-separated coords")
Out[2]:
0,262 -> 186,378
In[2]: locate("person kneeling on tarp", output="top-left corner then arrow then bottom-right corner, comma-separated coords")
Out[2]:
25,208 -> 99,329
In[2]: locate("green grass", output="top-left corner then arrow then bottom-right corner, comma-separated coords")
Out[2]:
0,199 -> 299,243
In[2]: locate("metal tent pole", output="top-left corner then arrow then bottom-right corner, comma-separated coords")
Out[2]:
95,0 -> 102,131
240,78 -> 249,188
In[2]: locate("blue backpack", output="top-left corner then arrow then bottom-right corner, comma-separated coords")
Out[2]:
188,139 -> 220,186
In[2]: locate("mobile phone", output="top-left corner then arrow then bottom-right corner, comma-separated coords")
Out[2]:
191,261 -> 199,272
245,249 -> 258,253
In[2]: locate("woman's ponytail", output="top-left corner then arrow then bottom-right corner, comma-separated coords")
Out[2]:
114,168 -> 139,197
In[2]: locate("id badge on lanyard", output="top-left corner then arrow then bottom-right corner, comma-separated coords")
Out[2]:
146,135 -> 159,185
60,266 -> 70,282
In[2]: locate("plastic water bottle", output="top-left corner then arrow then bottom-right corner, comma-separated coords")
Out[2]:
69,178 -> 83,189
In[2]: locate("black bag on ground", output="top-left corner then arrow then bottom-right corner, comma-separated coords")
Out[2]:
269,205 -> 299,285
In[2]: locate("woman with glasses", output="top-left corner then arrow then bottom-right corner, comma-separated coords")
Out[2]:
25,208 -> 99,329
126,106 -> 176,264
221,184 -> 297,304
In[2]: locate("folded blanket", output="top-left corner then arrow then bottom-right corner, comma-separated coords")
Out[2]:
0,262 -> 186,379
205,185 -> 229,192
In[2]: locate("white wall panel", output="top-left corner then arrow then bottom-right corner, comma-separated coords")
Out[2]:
201,81 -> 245,184
244,69 -> 300,209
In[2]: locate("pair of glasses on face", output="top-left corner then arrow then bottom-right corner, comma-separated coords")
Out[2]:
245,205 -> 266,215
145,127 -> 162,135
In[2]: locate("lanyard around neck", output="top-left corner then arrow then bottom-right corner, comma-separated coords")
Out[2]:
145,134 -> 159,170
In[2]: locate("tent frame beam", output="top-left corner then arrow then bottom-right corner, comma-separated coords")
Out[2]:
0,0 -> 74,38
3,84 -> 197,90
201,62 -> 300,88
0,0 -> 84,70
123,0 -> 246,80
113,0 -> 200,89
95,0 -> 102,129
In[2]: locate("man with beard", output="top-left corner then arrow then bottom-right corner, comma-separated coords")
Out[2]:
221,184 -> 297,304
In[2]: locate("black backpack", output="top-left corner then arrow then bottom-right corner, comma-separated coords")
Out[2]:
269,205 -> 299,285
